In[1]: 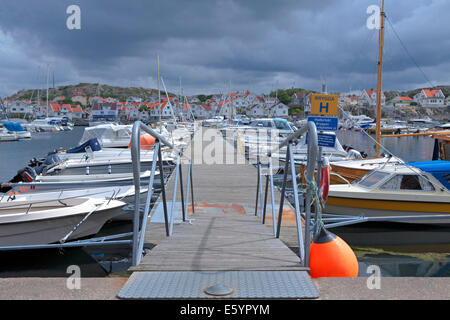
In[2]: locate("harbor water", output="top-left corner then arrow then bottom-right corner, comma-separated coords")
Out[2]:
0,127 -> 448,277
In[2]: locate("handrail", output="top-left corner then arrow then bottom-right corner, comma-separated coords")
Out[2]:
130,120 -> 195,266
254,121 -> 319,268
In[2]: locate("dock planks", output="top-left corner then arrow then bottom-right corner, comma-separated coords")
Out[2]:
130,127 -> 307,272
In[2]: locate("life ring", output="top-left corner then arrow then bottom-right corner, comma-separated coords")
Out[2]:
319,158 -> 330,202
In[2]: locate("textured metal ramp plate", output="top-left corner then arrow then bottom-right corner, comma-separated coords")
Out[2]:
118,271 -> 319,299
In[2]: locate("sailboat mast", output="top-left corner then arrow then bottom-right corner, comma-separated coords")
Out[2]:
157,54 -> 161,124
46,65 -> 50,118
375,0 -> 385,157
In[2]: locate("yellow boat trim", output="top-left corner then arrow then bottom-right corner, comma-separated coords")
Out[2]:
326,197 -> 450,213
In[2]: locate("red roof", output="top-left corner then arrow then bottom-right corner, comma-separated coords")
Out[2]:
72,106 -> 82,112
423,89 -> 442,98
365,89 -> 377,96
50,103 -> 60,112
396,96 -> 413,101
73,89 -> 86,97
60,104 -> 72,112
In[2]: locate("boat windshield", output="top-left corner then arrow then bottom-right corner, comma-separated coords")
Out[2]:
273,119 -> 291,130
357,171 -> 390,188
249,120 -> 273,128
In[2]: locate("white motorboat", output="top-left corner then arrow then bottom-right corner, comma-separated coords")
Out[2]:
79,123 -> 133,148
324,161 -> 450,225
0,122 -> 31,139
0,197 -> 126,246
6,170 -> 160,193
0,124 -> 18,141
29,118 -> 60,132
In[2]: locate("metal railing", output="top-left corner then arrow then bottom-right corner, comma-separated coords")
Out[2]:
0,121 -> 196,268
254,121 -> 319,268
130,121 -> 195,266
253,121 -> 450,269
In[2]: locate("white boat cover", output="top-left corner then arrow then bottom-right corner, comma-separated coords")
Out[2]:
79,124 -> 132,147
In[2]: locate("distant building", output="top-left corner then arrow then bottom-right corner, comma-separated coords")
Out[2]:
391,96 -> 414,107
359,89 -> 386,108
91,101 -> 120,120
6,100 -> 34,116
246,104 -> 265,118
413,89 -> 446,108
266,102 -> 289,118
291,92 -> 306,106
71,89 -> 87,105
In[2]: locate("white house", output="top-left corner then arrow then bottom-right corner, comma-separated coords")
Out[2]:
266,102 -> 289,118
91,101 -> 119,120
246,104 -> 266,118
413,89 -> 446,108
6,100 -> 34,116
359,89 -> 386,108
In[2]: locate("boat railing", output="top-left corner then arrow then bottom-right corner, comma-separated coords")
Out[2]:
130,121 -> 195,266
254,121 -> 319,268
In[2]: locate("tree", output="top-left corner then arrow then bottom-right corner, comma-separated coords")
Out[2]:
197,95 -> 207,103
269,89 -> 291,105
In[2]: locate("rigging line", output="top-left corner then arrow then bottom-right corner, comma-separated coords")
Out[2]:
385,15 -> 435,88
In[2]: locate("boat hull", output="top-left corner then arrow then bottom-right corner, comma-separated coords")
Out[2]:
0,201 -> 125,246
324,196 -> 450,226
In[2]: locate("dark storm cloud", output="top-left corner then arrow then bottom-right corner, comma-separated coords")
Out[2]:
0,0 -> 449,96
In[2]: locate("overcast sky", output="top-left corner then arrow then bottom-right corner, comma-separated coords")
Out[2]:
0,0 -> 449,97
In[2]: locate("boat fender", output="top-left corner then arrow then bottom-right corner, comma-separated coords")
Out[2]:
319,158 -> 330,201
309,227 -> 358,278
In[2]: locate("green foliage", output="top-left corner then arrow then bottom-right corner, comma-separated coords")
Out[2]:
288,105 -> 303,116
269,89 -> 291,105
197,95 -> 207,103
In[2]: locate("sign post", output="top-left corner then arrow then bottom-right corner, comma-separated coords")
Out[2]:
307,93 -> 340,147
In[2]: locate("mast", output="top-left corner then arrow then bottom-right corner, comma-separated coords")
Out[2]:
157,54 -> 161,125
375,0 -> 385,157
46,64 -> 49,118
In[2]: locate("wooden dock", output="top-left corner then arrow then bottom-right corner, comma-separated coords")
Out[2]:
130,127 -> 307,272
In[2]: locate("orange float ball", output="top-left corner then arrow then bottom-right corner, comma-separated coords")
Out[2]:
309,227 -> 359,278
128,134 -> 156,150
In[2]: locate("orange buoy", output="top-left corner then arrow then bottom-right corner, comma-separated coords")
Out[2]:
309,227 -> 358,278
128,134 -> 156,150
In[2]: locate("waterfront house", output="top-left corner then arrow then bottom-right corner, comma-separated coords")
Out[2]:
246,104 -> 266,118
91,101 -> 119,120
291,92 -> 306,106
71,89 -> 87,105
6,100 -> 34,116
413,89 -> 446,108
359,89 -> 386,108
266,102 -> 289,118
392,96 -> 414,107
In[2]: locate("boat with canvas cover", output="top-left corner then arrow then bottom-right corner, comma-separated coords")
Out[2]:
0,124 -> 18,141
324,161 -> 450,226
0,197 -> 126,246
0,122 -> 31,139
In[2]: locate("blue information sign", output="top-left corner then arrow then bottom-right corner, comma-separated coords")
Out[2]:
306,132 -> 337,148
307,116 -> 338,131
